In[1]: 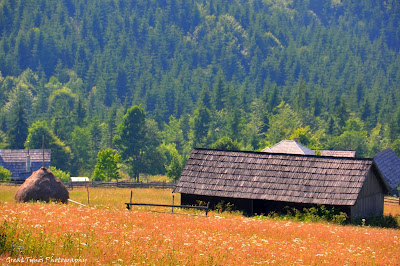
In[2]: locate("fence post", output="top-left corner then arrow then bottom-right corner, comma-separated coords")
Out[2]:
130,190 -> 133,204
86,185 -> 90,205
127,190 -> 133,210
172,194 -> 175,213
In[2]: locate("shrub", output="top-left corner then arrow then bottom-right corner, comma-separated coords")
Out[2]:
215,201 -> 235,213
257,205 -> 348,225
0,166 -> 11,181
353,215 -> 400,229
49,166 -> 70,183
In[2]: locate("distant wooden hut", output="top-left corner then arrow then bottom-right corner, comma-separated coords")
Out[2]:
0,149 -> 51,180
320,150 -> 356,158
261,140 -> 315,155
374,148 -> 400,196
174,149 -> 389,219
262,140 -> 356,158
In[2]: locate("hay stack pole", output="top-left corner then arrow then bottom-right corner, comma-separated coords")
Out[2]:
42,135 -> 45,168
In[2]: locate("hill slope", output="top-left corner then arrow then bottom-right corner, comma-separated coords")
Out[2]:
0,0 -> 399,174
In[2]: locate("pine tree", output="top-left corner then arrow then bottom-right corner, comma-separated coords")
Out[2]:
7,98 -> 28,149
191,106 -> 212,147
213,70 -> 227,111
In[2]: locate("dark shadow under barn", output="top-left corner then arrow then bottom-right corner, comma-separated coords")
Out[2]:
181,193 -> 351,216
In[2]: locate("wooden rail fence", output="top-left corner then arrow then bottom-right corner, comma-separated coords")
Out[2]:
0,180 -> 24,185
126,191 -> 210,216
125,202 -> 210,216
67,181 -> 175,189
384,197 -> 400,205
1,180 -> 175,189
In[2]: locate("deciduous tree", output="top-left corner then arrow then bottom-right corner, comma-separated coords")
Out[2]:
113,105 -> 146,182
93,148 -> 121,182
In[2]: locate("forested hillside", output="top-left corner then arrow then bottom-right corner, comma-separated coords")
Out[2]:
0,0 -> 400,177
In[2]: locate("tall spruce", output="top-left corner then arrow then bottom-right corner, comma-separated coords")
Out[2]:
7,98 -> 28,149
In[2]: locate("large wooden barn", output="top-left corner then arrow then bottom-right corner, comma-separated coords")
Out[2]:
174,148 -> 390,219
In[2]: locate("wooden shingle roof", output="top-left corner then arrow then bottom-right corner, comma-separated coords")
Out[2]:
320,150 -> 356,158
261,140 -> 315,155
0,149 -> 51,162
174,148 -> 377,206
374,148 -> 400,191
0,149 -> 51,179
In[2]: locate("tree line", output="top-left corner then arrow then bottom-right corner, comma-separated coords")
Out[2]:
0,0 -> 400,179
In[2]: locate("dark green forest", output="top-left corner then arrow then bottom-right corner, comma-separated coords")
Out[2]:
1,0 -> 400,178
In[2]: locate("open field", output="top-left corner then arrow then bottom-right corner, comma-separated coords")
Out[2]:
1,185 -> 400,264
0,185 -> 179,210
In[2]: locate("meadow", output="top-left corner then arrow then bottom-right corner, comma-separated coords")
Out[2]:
1,185 -> 400,265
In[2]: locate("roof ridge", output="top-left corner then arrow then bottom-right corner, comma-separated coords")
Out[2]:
194,148 -> 373,161
373,147 -> 394,158
293,141 -> 315,154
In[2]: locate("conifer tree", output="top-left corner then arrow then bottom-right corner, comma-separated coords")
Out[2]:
213,70 -> 227,111
7,98 -> 28,149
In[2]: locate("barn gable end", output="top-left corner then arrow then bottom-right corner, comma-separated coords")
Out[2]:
350,167 -> 388,218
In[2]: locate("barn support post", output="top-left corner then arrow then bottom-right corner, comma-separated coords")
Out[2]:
251,199 -> 254,215
206,202 -> 210,216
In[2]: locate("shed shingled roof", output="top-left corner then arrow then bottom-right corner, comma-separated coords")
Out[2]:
0,149 -> 51,179
0,149 -> 51,162
174,149 -> 376,206
374,148 -> 400,191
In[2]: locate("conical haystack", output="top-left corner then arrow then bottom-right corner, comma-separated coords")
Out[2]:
15,167 -> 69,204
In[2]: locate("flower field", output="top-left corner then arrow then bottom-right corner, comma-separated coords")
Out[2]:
1,185 -> 400,265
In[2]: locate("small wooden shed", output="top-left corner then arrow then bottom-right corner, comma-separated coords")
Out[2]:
320,150 -> 356,158
174,149 -> 389,219
262,140 -> 315,155
262,140 -> 356,158
0,149 -> 51,180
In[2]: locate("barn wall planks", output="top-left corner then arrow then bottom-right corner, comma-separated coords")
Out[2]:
351,168 -> 385,219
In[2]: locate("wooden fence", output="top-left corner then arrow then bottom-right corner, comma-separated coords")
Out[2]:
69,181 -> 175,189
0,180 -> 175,189
92,181 -> 175,189
0,180 -> 24,185
384,197 -> 400,205
125,191 -> 210,216
125,202 -> 210,216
